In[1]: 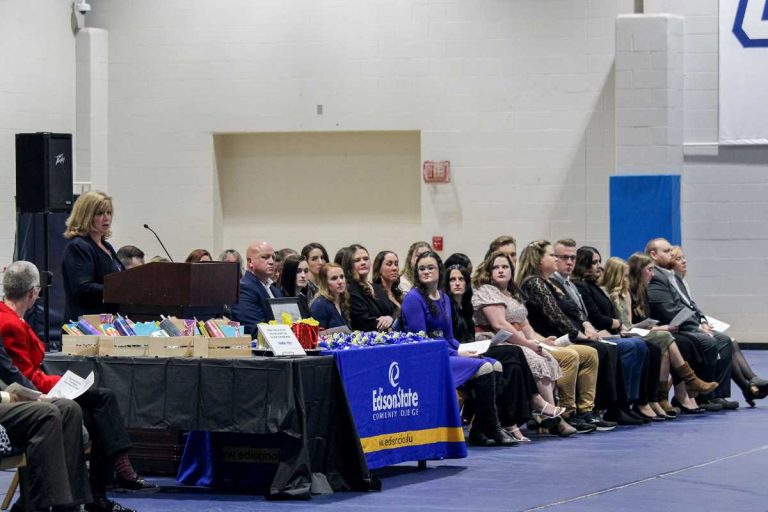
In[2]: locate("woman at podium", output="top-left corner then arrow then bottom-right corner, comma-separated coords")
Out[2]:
61,190 -> 124,321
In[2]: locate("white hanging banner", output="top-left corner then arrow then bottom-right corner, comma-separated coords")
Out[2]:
719,0 -> 768,145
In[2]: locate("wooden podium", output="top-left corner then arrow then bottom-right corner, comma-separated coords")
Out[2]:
103,262 -> 239,321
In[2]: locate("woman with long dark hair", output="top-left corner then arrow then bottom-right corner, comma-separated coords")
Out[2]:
342,244 -> 396,331
301,242 -> 329,300
401,252 -> 515,446
372,250 -> 403,316
277,255 -> 312,317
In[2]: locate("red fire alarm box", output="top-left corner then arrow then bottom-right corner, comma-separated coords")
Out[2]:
423,161 -> 451,183
432,236 -> 443,251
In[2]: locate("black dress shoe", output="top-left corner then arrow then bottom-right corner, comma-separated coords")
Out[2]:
671,397 -> 706,414
467,430 -> 494,446
711,397 -> 739,410
626,408 -> 651,424
632,405 -> 665,422
86,498 -> 136,512
696,399 -> 723,412
604,408 -> 643,426
113,476 -> 160,493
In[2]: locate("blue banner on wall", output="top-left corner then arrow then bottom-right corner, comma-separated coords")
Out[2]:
610,174 -> 681,260
331,341 -> 466,469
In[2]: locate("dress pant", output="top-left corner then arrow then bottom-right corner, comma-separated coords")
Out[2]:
638,342 -> 662,405
550,344 -> 598,414
614,337 -> 649,402
575,340 -> 628,410
681,330 -> 733,399
485,345 -> 537,427
1,399 -> 91,511
75,387 -> 133,491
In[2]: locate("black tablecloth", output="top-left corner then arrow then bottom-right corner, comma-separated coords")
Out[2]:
44,354 -> 380,499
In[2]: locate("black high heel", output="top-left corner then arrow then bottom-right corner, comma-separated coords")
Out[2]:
671,397 -> 705,414
743,383 -> 759,408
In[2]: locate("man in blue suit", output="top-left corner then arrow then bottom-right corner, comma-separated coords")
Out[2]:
231,240 -> 284,337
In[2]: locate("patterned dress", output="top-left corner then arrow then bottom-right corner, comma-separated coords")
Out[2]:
472,284 -> 562,381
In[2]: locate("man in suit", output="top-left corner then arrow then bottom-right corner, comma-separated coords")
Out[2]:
0,339 -> 91,512
231,240 -> 284,337
645,238 -> 737,409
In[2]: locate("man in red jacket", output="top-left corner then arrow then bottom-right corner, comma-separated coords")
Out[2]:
0,261 -> 158,512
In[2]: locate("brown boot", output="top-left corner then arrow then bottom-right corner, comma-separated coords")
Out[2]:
656,381 -> 678,416
674,362 -> 718,396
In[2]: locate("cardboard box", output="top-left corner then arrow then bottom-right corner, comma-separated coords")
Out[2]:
196,336 -> 252,358
62,335 -> 99,356
99,336 -> 150,357
148,336 -> 205,358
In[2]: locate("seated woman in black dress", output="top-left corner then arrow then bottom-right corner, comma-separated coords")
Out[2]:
301,242 -> 329,301
444,264 -> 566,440
342,244 -> 396,331
309,263 -> 350,329
372,250 -> 403,317
277,255 -> 313,317
62,190 -> 125,321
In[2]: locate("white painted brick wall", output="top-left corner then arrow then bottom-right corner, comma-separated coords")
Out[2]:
73,0 -> 633,264
643,0 -> 768,342
0,0 -> 76,265
615,14 -> 684,174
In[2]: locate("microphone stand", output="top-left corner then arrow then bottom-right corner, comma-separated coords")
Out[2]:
143,224 -> 174,262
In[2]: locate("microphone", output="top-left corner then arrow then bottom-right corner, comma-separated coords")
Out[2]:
143,224 -> 174,262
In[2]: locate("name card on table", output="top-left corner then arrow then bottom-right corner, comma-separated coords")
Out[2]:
256,324 -> 306,357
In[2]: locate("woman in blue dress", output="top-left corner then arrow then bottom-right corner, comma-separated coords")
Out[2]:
401,251 -> 516,447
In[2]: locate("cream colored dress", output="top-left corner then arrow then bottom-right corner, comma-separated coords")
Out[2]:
472,284 -> 562,381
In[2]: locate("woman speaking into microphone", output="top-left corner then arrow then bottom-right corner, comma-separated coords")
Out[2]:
61,190 -> 125,321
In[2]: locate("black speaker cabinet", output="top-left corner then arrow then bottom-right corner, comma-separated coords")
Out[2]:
16,132 -> 74,213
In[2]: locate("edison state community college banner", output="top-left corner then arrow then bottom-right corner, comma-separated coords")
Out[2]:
720,0 -> 768,144
332,341 -> 467,470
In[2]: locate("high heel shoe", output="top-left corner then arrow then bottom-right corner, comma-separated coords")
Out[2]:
532,402 -> 566,419
632,404 -> 664,422
671,397 -> 705,414
750,377 -> 768,399
743,383 -> 759,408
504,425 -> 531,442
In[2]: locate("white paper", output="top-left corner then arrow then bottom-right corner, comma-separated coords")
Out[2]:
631,318 -> 658,330
256,323 -> 306,357
554,334 -> 572,347
47,371 -> 95,400
705,316 -> 731,333
670,308 -> 696,328
459,339 -> 491,355
6,382 -> 42,400
598,338 -> 617,346
628,327 -> 650,337
540,344 -> 560,353
490,329 -> 515,345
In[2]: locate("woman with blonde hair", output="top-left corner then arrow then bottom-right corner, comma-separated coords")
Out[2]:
310,263 -> 351,329
398,241 -> 432,293
61,190 -> 124,321
625,253 -> 718,413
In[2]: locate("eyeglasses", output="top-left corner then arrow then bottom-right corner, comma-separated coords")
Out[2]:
417,265 -> 438,273
555,255 -> 576,261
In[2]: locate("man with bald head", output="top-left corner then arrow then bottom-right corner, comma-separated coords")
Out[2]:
231,241 -> 284,337
645,237 -> 737,410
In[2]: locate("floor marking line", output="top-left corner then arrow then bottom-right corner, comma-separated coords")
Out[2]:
521,444 -> 768,511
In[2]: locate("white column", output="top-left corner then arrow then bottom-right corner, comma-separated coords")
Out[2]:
76,28 -> 109,191
615,14 -> 684,174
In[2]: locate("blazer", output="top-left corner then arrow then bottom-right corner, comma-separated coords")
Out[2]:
573,279 -> 619,333
309,296 -> 348,329
61,235 -> 123,321
0,303 -> 59,392
647,267 -> 702,332
231,271 -> 284,338
347,280 -> 396,331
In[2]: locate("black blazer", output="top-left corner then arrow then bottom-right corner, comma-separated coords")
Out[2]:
61,236 -> 123,321
231,271 -> 284,338
573,279 -> 619,333
347,280 -> 396,331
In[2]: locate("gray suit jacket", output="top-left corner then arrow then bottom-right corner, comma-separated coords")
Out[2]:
646,267 -> 701,331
